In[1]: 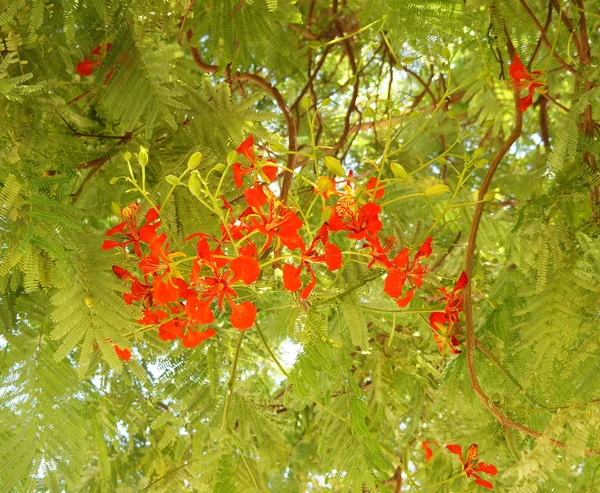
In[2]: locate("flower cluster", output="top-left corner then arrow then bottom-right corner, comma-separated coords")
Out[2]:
104,136 -> 469,361
423,441 -> 498,489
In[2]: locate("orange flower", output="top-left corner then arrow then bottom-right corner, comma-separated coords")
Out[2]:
508,54 -> 546,112
232,135 -> 278,188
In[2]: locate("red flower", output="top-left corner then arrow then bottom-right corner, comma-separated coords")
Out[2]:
383,237 -> 432,307
509,54 -> 546,112
112,266 -> 153,307
314,176 -> 339,199
76,43 -> 112,77
156,303 -> 217,346
242,193 -> 304,251
114,345 -> 131,362
328,200 -> 383,240
363,233 -> 395,269
282,225 -> 342,299
243,183 -> 268,209
232,135 -> 278,189
429,272 -> 468,354
422,440 -> 439,462
446,443 -> 498,490
76,58 -> 98,76
102,203 -> 161,258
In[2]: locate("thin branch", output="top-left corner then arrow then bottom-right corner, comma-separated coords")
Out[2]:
518,0 -> 577,75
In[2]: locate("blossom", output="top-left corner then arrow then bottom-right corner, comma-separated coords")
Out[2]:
114,345 -> 131,362
156,302 -> 217,346
362,233 -> 395,269
508,54 -> 546,112
446,443 -> 498,490
232,135 -> 278,189
429,272 -> 468,354
328,200 -> 383,240
314,176 -> 339,198
102,203 -> 161,258
383,237 -> 432,307
282,224 -> 343,299
112,266 -> 153,307
76,43 -> 112,77
242,191 -> 304,251
423,441 -> 498,490
190,237 -> 260,330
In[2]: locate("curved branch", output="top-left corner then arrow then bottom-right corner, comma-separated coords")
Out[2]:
186,29 -> 297,204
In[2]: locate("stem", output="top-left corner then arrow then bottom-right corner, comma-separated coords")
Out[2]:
221,331 -> 245,431
255,320 -> 289,377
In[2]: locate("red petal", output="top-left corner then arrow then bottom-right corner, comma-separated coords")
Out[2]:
262,164 -> 278,182
232,163 -> 248,189
238,242 -> 258,259
106,221 -> 126,237
145,207 -> 160,223
138,223 -> 160,243
475,462 -> 498,475
509,54 -> 530,81
76,58 -> 97,76
422,441 -> 438,462
114,345 -> 131,362
455,271 -> 468,291
230,255 -> 260,285
244,184 -> 268,209
519,89 -> 535,112
278,227 -> 305,251
392,249 -> 409,269
415,236 -> 433,261
236,135 -> 254,156
152,275 -> 179,306
229,301 -> 256,330
396,289 -> 414,307
365,177 -> 384,199
324,243 -> 343,270
220,195 -> 234,213
283,264 -> 302,292
383,269 -> 407,299
112,265 -> 135,281
473,476 -> 494,490
445,444 -> 463,459
429,312 -> 447,331
185,297 -> 214,324
102,238 -> 126,250
300,267 -> 317,299
181,328 -> 216,348
158,319 -> 182,341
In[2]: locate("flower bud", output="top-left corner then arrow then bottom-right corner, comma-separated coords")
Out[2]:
138,148 -> 149,167
187,152 -> 202,170
424,184 -> 449,197
390,162 -> 408,180
324,156 -> 346,177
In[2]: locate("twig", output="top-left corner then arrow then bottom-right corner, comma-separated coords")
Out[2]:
518,0 -> 577,74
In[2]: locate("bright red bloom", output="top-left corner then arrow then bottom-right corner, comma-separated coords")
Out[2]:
365,177 -> 384,200
243,183 -> 268,209
509,54 -> 546,112
232,135 -> 278,189
363,233 -> 395,269
429,272 -> 468,354
328,200 -> 383,241
112,265 -> 153,307
446,443 -> 498,490
114,345 -> 131,362
383,237 -> 432,307
242,192 -> 304,251
76,43 -> 112,77
103,203 -> 161,258
76,58 -> 98,76
282,225 -> 343,299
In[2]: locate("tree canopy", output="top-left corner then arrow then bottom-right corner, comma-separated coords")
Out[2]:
1,0 -> 600,491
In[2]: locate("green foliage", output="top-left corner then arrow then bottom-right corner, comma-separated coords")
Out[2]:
1,0 -> 600,491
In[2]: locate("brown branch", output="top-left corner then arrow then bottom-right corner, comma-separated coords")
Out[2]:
186,28 -> 297,204
518,0 -> 577,75
177,0 -> 195,46
529,0 -> 553,68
